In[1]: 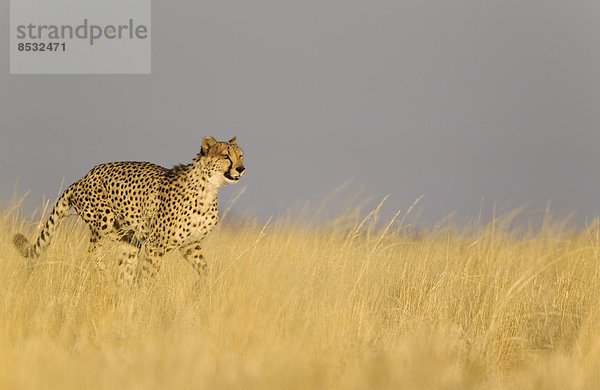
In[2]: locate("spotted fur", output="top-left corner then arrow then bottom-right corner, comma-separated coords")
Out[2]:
13,136 -> 245,285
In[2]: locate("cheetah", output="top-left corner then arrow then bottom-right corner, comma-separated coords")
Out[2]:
13,136 -> 245,285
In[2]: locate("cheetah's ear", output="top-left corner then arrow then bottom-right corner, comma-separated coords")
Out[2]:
229,136 -> 237,144
202,136 -> 217,154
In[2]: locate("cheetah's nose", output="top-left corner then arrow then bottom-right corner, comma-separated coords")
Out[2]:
236,166 -> 245,174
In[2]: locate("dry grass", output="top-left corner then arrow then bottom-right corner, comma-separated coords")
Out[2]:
1,196 -> 600,389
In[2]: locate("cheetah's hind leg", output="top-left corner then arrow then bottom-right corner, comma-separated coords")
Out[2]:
87,230 -> 114,285
136,242 -> 165,287
117,244 -> 139,288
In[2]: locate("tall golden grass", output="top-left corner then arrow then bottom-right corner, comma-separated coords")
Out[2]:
1,194 -> 599,389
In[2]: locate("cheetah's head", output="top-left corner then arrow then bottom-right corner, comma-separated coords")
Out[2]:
200,136 -> 245,185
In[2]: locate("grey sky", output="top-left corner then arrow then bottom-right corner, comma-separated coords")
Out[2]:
2,0 -> 600,225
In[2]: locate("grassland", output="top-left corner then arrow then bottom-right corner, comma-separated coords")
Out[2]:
1,196 -> 599,389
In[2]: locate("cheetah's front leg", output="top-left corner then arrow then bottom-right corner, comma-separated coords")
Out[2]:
180,242 -> 208,276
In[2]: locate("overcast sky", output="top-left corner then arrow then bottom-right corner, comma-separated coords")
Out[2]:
2,0 -> 600,226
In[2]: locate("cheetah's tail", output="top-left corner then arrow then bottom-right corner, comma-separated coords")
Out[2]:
13,186 -> 73,259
